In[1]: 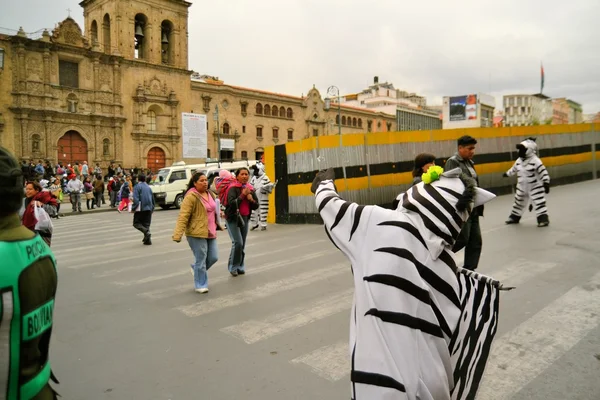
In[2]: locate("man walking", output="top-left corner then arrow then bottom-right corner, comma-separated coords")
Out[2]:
132,174 -> 155,245
0,147 -> 60,399
444,135 -> 483,270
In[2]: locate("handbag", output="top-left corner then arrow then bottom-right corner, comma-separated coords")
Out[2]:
235,199 -> 245,228
34,205 -> 53,234
85,191 -> 94,200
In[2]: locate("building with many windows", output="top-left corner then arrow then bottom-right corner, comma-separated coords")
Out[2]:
337,77 -> 442,132
0,0 -> 395,172
503,94 -> 553,127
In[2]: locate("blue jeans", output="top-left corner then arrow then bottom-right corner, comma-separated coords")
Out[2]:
226,216 -> 249,273
186,237 -> 219,289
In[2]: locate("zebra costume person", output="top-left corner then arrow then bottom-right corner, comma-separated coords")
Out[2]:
312,166 -> 509,400
250,162 -> 276,231
503,138 -> 550,227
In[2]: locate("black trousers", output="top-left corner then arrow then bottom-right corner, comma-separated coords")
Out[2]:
452,214 -> 482,270
133,211 -> 153,235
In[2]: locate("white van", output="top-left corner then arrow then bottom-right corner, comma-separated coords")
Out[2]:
150,159 -> 258,209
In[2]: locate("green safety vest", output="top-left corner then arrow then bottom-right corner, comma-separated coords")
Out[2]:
0,235 -> 57,399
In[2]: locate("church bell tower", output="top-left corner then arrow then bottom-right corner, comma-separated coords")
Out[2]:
79,0 -> 191,70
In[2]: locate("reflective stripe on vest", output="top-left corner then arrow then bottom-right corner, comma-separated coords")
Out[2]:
0,235 -> 57,400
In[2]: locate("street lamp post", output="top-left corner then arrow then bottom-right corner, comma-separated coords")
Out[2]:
325,85 -> 347,190
213,105 -> 221,163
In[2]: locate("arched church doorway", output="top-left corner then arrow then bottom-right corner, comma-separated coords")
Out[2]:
147,147 -> 166,172
57,131 -> 87,165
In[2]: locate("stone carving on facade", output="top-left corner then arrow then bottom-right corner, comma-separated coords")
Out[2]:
99,65 -> 113,91
26,53 -> 43,82
26,82 -> 44,96
51,17 -> 89,48
143,77 -> 168,97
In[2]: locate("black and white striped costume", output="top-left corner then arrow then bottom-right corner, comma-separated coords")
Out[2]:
250,162 -> 275,230
504,138 -> 550,227
312,168 -> 503,400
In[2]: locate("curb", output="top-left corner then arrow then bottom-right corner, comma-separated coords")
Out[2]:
58,207 -> 117,218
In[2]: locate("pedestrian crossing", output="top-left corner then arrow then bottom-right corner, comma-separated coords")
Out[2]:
50,208 -> 600,398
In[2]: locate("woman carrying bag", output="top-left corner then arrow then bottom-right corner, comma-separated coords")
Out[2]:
20,181 -> 58,246
224,167 -> 258,277
172,172 -> 222,293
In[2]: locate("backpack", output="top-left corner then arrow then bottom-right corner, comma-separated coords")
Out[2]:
216,177 -> 236,207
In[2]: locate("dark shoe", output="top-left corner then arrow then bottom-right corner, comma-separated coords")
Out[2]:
537,221 -> 549,227
505,215 -> 520,224
237,269 -> 245,275
143,232 -> 151,244
260,227 -> 267,231
251,225 -> 259,231
144,239 -> 152,245
230,270 -> 238,277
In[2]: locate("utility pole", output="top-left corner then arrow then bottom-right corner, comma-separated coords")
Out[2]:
325,85 -> 347,190
213,105 -> 221,164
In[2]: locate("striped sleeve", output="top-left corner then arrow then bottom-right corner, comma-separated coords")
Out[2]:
533,157 -> 550,184
449,269 -> 500,400
315,179 -> 371,257
505,160 -> 519,177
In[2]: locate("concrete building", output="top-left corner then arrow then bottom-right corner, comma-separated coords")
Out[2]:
552,98 -> 570,125
337,77 -> 442,131
503,94 -> 553,127
0,0 -> 395,171
442,93 -> 495,129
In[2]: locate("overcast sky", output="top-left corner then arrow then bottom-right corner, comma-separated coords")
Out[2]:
2,0 -> 599,114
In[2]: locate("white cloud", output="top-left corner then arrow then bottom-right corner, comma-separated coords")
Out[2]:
1,0 -> 599,112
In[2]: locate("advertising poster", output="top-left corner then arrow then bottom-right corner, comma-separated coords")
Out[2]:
466,94 -> 478,120
449,96 -> 467,121
181,113 -> 207,158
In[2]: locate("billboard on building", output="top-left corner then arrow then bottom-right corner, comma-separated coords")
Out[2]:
181,113 -> 208,158
449,94 -> 478,121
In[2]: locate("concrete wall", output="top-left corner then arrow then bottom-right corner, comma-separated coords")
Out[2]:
264,123 -> 599,224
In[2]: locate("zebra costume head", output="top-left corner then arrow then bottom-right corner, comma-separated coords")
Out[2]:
397,167 -> 495,254
517,137 -> 537,159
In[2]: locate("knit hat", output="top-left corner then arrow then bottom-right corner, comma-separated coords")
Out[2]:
0,147 -> 25,216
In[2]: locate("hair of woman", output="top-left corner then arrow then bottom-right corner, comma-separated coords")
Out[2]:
186,172 -> 206,191
27,181 -> 43,193
235,167 -> 250,177
412,153 -> 436,177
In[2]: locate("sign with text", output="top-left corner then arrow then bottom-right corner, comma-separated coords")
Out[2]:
181,113 -> 207,158
220,138 -> 235,150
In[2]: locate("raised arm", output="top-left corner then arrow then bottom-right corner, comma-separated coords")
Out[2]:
311,169 -> 373,259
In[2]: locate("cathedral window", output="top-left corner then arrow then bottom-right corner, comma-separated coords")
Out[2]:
256,103 -> 262,115
287,129 -> 294,140
147,111 -> 157,131
161,20 -> 174,65
223,123 -> 230,134
279,106 -> 285,118
287,108 -> 293,119
241,151 -> 248,159
134,14 -> 148,60
272,127 -> 279,139
59,60 -> 79,88
0,48 -> 4,69
103,14 -> 111,54
264,104 -> 270,115
91,20 -> 98,45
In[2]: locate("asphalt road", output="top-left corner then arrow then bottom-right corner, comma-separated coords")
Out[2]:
49,180 -> 600,400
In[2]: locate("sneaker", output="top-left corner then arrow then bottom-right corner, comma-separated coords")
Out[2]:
260,226 -> 267,231
195,288 -> 209,294
237,269 -> 246,275
537,221 -> 549,227
505,219 -> 519,224
230,270 -> 238,277
251,225 -> 259,231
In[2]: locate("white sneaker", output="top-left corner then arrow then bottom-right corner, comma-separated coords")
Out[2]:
195,288 -> 209,294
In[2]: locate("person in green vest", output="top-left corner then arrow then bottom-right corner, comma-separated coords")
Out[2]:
0,147 -> 59,399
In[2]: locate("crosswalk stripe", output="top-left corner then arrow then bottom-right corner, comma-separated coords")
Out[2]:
290,341 -> 350,382
111,239 -> 327,286
137,249 -> 338,299
52,230 -> 174,253
486,258 -> 558,286
176,263 -> 348,317
221,288 -> 353,344
477,271 -> 600,399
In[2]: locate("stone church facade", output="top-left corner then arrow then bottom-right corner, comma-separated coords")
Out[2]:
0,0 -> 394,172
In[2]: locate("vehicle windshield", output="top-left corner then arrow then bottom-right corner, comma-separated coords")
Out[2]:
151,169 -> 169,185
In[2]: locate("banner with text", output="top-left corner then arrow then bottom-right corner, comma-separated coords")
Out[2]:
182,113 -> 207,158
